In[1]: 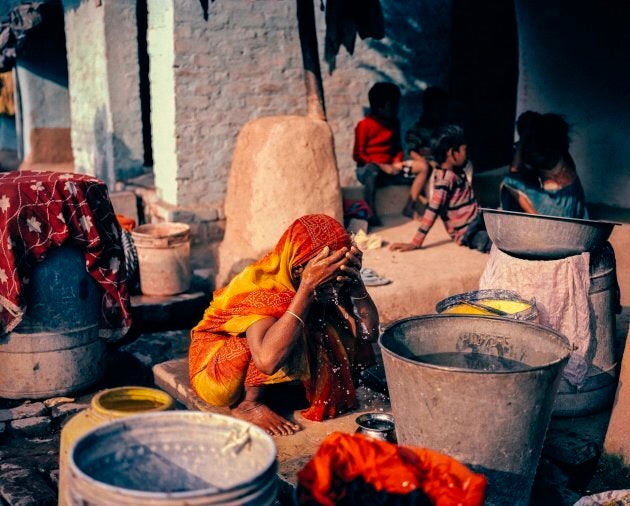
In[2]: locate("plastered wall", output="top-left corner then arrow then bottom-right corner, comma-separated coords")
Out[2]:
148,0 -> 452,212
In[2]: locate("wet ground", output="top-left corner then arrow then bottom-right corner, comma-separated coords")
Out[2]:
1,321 -> 628,505
1,224 -> 629,504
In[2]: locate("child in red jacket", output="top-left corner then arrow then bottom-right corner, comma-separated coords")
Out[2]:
353,82 -> 425,227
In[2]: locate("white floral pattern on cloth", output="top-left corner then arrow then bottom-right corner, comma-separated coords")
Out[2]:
0,170 -> 131,339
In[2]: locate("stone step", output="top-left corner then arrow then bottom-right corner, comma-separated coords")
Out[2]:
130,291 -> 210,331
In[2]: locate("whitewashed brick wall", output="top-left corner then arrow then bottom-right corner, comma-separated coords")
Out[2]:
149,0 -> 452,213
63,0 -> 144,187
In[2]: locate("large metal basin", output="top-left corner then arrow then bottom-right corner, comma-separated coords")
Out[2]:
379,315 -> 570,506
482,208 -> 619,259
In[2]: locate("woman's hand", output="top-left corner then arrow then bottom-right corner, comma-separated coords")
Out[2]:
337,246 -> 367,297
299,246 -> 349,293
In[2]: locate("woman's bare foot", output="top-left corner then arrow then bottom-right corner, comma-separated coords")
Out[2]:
231,400 -> 301,436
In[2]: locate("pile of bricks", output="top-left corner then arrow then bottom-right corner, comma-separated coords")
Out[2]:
0,397 -> 89,505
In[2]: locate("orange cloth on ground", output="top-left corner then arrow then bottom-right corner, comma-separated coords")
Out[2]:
189,214 -> 372,421
297,432 -> 487,506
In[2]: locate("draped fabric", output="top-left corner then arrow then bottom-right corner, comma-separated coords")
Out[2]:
189,214 -> 371,421
297,432 -> 487,506
0,71 -> 15,116
0,170 -> 131,339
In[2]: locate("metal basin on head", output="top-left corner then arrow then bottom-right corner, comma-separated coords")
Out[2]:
379,314 -> 570,506
482,208 -> 619,259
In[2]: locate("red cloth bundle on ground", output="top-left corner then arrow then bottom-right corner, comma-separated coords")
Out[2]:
297,432 -> 487,506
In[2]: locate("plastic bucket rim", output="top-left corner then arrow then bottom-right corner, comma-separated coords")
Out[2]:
132,223 -> 190,239
91,386 -> 175,418
378,314 -> 571,375
67,411 -> 278,500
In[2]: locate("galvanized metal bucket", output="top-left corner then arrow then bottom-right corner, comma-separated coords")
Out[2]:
0,246 -> 104,399
65,411 -> 278,505
379,314 -> 570,506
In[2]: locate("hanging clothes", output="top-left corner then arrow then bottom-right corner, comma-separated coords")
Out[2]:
324,0 -> 385,73
0,71 -> 15,116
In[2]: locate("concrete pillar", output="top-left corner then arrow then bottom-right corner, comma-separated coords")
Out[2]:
146,0 -> 177,206
63,0 -> 144,188
14,1 -> 71,169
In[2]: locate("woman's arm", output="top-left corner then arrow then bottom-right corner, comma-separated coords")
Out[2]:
339,246 -> 379,342
502,184 -> 538,214
246,246 -> 349,375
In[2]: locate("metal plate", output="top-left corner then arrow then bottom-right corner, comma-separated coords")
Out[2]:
482,208 -> 620,260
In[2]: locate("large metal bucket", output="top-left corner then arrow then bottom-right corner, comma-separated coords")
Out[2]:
379,314 -> 570,506
65,411 -> 278,505
0,246 -> 104,399
553,242 -> 620,417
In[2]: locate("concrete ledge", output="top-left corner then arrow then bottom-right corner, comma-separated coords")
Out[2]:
131,291 -> 210,331
362,214 -> 489,324
342,185 -> 409,217
109,190 -> 139,224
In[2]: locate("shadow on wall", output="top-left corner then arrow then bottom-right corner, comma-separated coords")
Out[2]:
361,0 -> 518,171
90,107 -> 145,188
360,1 -> 453,139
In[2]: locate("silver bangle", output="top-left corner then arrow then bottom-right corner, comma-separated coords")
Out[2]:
285,310 -> 305,328
350,292 -> 369,300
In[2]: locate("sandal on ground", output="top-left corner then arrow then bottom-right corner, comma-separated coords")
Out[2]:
360,268 -> 392,286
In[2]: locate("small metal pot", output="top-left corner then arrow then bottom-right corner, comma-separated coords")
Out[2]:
355,412 -> 397,443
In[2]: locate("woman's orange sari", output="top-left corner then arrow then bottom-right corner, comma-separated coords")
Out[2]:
189,214 -> 373,421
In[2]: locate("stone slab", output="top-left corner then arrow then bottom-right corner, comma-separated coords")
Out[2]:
130,291 -> 210,330
10,416 -> 52,438
153,358 -> 390,485
0,402 -> 47,423
604,326 -> 630,465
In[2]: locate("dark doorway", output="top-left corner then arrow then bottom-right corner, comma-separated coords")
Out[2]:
137,0 -> 153,168
449,0 -> 518,171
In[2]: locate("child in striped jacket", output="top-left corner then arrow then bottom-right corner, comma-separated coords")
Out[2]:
389,125 -> 491,253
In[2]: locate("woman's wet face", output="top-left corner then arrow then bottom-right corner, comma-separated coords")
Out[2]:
314,279 -> 346,303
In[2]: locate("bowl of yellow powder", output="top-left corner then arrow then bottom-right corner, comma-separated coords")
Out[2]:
436,289 -> 538,322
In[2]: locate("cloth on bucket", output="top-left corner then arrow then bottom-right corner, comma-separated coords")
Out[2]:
0,170 -> 131,339
297,432 -> 487,506
479,245 -> 591,387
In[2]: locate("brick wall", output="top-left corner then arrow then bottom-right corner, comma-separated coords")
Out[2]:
150,0 -> 452,214
63,0 -> 144,187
